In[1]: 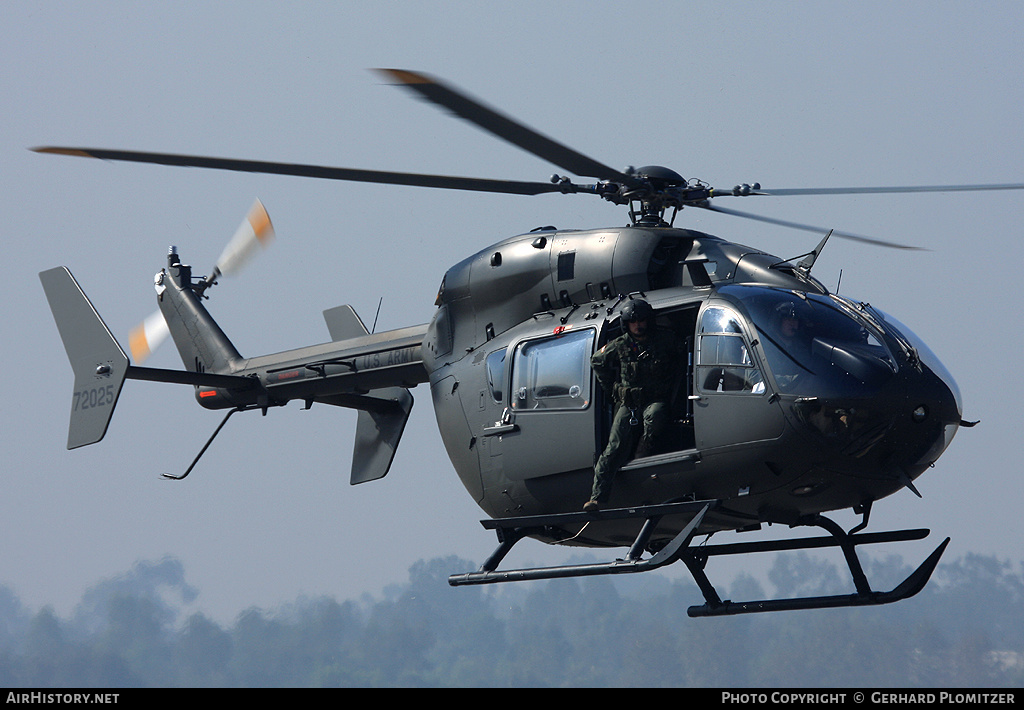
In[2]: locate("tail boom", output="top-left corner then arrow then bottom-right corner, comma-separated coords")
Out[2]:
41,260 -> 428,483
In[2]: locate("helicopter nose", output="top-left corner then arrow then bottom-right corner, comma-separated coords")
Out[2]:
900,354 -> 963,472
883,310 -> 964,474
787,351 -> 961,484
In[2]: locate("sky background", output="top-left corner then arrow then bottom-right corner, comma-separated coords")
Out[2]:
2,1 -> 1022,624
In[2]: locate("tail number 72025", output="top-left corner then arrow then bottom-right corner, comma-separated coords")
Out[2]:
73,384 -> 115,411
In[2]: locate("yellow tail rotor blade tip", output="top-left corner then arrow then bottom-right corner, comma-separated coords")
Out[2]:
247,200 -> 274,244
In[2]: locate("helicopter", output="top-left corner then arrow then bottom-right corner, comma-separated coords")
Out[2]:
36,69 -> 1024,617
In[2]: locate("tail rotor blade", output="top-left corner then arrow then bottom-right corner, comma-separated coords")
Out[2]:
129,310 -> 170,363
128,199 -> 273,363
214,198 -> 275,277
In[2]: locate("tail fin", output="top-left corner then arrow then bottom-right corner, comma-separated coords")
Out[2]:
39,267 -> 130,449
322,304 -> 414,484
157,251 -> 242,375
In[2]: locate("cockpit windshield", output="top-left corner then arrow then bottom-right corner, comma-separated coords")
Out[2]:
720,285 -> 897,396
869,307 -> 962,413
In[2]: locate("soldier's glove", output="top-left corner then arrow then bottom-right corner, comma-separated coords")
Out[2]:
617,384 -> 640,408
628,387 -> 643,408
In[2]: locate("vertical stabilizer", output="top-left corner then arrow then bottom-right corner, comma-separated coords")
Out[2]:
350,388 -> 414,484
158,251 -> 242,374
39,267 -> 130,448
323,304 -> 369,341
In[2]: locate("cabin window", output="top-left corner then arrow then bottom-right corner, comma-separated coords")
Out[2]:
511,328 -> 594,410
557,251 -> 576,281
696,306 -> 764,394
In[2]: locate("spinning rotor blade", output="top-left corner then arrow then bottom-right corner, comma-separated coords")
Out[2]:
376,68 -> 635,184
697,203 -> 925,251
33,69 -> 1024,250
31,146 -> 570,196
215,198 -> 274,277
128,200 -> 275,364
129,309 -> 170,363
748,182 -> 1024,197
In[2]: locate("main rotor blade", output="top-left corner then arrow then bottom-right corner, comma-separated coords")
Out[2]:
31,146 -> 570,196
751,183 -> 1024,196
696,203 -> 924,250
377,69 -> 634,184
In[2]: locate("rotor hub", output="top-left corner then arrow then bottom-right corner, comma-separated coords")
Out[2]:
630,165 -> 687,187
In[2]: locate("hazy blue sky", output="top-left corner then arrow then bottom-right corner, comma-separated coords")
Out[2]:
3,1 -> 1022,623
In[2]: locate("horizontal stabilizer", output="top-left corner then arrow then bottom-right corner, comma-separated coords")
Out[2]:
40,267 -> 130,449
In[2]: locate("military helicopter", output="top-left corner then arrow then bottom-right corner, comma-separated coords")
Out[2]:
36,69 -> 1024,617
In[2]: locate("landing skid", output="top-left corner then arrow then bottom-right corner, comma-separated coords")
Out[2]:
449,500 -> 949,617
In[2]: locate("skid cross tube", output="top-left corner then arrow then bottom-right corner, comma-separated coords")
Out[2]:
451,502 -> 950,618
449,500 -> 715,586
685,513 -> 950,617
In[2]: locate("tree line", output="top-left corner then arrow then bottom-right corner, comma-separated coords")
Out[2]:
0,551 -> 1021,687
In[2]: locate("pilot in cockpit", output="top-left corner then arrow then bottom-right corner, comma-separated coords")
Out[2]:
770,301 -> 814,389
777,302 -> 805,344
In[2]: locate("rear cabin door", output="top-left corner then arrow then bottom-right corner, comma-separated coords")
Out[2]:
498,327 -> 598,481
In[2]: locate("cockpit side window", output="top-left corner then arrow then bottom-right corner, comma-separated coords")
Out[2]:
696,306 -> 764,394
511,328 -> 594,410
485,348 -> 507,403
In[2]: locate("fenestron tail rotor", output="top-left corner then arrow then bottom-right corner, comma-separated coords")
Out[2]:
128,199 -> 274,363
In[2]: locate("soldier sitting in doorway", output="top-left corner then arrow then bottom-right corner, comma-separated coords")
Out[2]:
584,299 -> 682,512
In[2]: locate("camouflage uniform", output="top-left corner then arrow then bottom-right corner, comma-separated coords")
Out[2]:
589,327 -> 682,503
